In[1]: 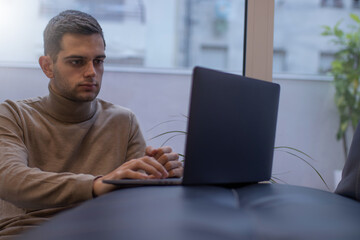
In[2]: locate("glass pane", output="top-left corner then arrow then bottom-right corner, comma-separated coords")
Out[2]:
0,0 -> 245,72
273,0 -> 360,76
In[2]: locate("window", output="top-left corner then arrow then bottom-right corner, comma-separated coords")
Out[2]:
321,0 -> 344,8
200,45 -> 228,69
40,0 -> 141,22
273,49 -> 286,73
319,52 -> 335,74
353,0 -> 360,8
273,0 -> 360,75
0,0 -> 246,72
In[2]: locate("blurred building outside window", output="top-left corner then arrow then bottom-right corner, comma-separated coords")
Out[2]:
321,0 -> 344,8
0,0 -> 245,72
273,0 -> 360,76
2,0 -> 358,78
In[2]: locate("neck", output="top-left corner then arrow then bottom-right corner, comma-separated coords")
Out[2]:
44,85 -> 98,123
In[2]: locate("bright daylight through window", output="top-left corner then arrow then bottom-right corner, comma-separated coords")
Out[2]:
273,0 -> 360,76
0,0 -> 245,72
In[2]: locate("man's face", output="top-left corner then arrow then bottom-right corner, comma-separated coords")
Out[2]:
50,33 -> 106,102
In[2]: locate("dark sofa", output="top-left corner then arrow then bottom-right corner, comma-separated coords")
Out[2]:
20,183 -> 360,240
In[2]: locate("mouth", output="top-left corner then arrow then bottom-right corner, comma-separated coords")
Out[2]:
78,82 -> 98,91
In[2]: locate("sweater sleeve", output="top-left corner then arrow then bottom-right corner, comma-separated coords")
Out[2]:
125,112 -> 146,161
0,103 -> 95,211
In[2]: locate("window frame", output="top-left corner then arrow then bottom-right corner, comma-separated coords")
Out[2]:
244,0 -> 275,82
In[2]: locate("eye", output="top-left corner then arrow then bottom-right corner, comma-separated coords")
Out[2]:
69,59 -> 84,66
94,59 -> 104,65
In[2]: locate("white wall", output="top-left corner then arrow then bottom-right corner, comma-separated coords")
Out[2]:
0,65 -> 344,191
272,75 -> 344,191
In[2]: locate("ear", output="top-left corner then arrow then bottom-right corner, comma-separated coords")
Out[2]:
39,55 -> 54,79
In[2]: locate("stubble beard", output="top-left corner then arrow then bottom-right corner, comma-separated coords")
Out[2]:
52,69 -> 100,102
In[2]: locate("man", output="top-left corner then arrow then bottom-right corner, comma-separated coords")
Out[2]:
335,120 -> 360,201
0,10 -> 183,238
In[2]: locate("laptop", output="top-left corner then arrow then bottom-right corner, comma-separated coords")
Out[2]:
103,66 -> 280,187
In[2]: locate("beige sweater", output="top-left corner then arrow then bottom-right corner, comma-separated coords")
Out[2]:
0,87 -> 146,238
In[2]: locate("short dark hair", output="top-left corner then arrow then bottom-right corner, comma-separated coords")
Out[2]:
43,10 -> 106,61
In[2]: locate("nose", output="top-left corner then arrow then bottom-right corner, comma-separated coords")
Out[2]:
84,61 -> 96,78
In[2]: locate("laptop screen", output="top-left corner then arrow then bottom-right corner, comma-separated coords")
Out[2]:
182,67 -> 280,185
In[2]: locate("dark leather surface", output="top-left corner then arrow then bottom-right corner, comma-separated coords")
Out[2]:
20,184 -> 360,240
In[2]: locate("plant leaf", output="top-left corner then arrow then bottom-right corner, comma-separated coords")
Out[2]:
269,179 -> 277,184
350,13 -> 360,23
274,146 -> 315,161
271,176 -> 288,184
148,131 -> 187,141
146,119 -> 186,132
276,149 -> 330,190
160,133 -> 186,147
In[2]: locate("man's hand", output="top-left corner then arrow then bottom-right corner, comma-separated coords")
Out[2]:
93,156 -> 168,197
145,146 -> 183,178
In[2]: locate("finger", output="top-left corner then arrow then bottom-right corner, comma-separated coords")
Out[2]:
122,158 -> 163,178
145,146 -> 157,157
140,157 -> 169,178
164,160 -> 183,172
168,166 -> 184,178
135,160 -> 164,178
115,169 -> 150,179
157,152 -> 179,165
154,146 -> 172,160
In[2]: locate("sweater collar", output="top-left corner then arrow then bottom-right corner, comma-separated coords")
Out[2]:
43,85 -> 98,123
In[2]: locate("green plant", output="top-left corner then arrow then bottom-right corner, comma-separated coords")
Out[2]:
148,117 -> 330,190
322,14 -> 360,159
